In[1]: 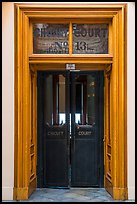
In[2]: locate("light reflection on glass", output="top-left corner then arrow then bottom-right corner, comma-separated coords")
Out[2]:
59,113 -> 81,134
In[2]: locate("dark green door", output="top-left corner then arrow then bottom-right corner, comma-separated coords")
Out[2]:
37,70 -> 104,188
43,71 -> 70,188
70,71 -> 104,187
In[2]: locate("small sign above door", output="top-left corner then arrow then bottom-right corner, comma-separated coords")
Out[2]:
66,64 -> 75,70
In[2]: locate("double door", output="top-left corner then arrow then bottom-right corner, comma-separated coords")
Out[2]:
37,70 -> 104,188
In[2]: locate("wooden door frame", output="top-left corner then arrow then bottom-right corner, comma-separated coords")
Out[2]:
14,3 -> 127,200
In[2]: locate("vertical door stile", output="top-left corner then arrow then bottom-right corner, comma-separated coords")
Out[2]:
71,72 -> 76,186
65,71 -> 70,187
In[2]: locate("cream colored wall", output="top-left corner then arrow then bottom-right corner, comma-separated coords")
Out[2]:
127,2 -> 135,200
2,2 -> 14,200
2,2 -> 135,200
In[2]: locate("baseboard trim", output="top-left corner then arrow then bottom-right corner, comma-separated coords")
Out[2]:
2,187 -> 13,200
128,186 -> 135,200
113,187 -> 128,200
13,187 -> 29,200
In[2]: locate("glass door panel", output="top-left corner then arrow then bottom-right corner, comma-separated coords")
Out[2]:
44,72 -> 70,187
71,72 -> 99,186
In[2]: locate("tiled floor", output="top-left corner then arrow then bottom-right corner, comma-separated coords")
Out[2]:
2,188 -> 135,202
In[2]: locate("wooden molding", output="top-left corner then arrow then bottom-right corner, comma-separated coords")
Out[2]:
113,187 -> 128,200
13,187 -> 29,200
29,55 -> 113,64
14,3 -> 127,200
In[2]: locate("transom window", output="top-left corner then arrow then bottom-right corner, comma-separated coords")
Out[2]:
33,24 -> 69,54
33,23 -> 109,55
73,24 -> 108,54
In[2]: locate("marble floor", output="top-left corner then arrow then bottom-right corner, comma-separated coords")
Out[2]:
2,188 -> 134,202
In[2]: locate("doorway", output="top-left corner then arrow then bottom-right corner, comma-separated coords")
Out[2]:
37,70 -> 104,188
14,4 -> 127,200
